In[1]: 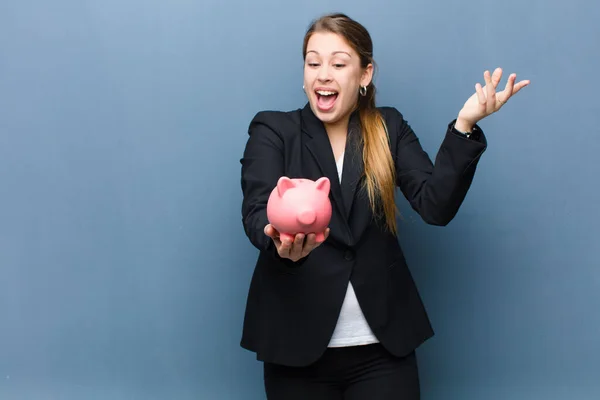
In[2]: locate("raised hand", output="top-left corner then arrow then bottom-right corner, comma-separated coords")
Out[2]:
456,67 -> 530,131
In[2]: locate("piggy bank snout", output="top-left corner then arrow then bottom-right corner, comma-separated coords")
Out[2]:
297,209 -> 317,226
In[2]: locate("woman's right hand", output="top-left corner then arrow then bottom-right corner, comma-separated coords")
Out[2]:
264,224 -> 329,262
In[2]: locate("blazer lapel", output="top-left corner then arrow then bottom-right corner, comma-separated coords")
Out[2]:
340,112 -> 363,220
300,104 -> 348,219
300,104 -> 366,229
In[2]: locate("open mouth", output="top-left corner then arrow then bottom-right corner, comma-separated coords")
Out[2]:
315,90 -> 338,111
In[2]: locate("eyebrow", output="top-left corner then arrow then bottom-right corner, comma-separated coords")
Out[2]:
306,50 -> 352,57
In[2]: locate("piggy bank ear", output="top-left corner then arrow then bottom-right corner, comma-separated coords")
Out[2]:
315,177 -> 330,195
277,177 -> 295,197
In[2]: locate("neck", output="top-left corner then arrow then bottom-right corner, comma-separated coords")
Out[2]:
324,106 -> 356,138
324,117 -> 349,139
325,104 -> 362,136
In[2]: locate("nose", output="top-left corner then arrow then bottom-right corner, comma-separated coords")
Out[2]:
297,209 -> 316,226
317,65 -> 332,83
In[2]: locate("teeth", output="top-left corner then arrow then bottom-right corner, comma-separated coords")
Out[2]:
316,90 -> 337,96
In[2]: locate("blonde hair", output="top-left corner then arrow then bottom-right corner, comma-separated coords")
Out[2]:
303,13 -> 398,234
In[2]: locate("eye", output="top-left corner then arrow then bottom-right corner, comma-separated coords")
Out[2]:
307,62 -> 320,67
333,64 -> 346,68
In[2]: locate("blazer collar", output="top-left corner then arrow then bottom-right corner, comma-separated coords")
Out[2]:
300,103 -> 363,221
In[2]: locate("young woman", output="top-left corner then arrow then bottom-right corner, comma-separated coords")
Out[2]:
239,12 -> 529,400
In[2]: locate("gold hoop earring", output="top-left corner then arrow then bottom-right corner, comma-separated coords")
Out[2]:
359,85 -> 367,96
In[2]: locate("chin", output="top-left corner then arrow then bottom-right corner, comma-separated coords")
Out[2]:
314,111 -> 339,124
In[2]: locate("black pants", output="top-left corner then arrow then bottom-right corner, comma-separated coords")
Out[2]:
263,343 -> 420,399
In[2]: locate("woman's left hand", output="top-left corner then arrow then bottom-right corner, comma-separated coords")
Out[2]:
456,67 -> 530,131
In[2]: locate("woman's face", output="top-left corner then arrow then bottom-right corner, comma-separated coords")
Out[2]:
303,32 -> 373,127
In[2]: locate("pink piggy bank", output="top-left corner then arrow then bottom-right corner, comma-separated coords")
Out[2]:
266,176 -> 332,243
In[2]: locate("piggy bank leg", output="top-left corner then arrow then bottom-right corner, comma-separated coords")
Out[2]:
279,232 -> 295,243
315,232 -> 326,242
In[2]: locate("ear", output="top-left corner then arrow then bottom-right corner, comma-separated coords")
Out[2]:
315,177 -> 330,195
360,63 -> 374,88
276,177 -> 295,197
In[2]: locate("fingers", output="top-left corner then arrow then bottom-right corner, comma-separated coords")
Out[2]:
472,68 -> 529,115
265,225 -> 331,262
498,74 -> 530,106
267,230 -> 305,261
264,224 -> 280,238
265,224 -> 287,257
491,67 -> 503,88
272,230 -> 332,261
475,83 -> 486,105
484,70 -> 496,111
481,67 -> 502,89
512,78 -> 531,95
303,233 -> 317,253
497,73 -> 516,105
278,233 -> 293,258
301,228 -> 330,256
504,73 -> 516,96
264,224 -> 281,243
288,233 -> 306,260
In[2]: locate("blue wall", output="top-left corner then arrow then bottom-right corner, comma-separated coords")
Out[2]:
1,0 -> 598,398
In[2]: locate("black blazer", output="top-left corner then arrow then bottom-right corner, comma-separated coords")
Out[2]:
239,103 -> 487,367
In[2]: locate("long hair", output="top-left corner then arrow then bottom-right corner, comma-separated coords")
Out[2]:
302,13 -> 398,234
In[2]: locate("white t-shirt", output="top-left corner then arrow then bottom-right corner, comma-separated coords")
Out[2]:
327,152 -> 380,348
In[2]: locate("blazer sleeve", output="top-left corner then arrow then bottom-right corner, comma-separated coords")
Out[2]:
240,113 -> 283,252
390,108 -> 487,226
